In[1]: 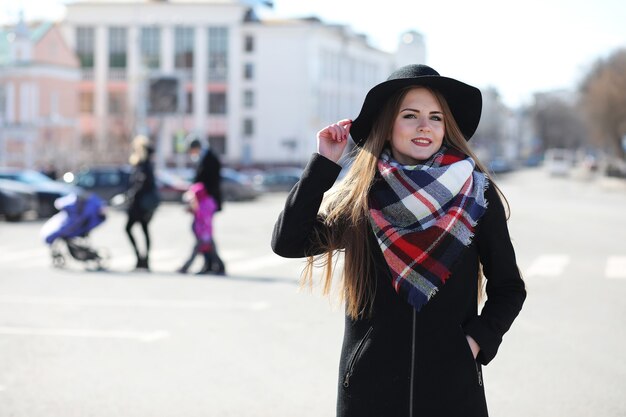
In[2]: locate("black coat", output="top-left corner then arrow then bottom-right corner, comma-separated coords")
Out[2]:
272,154 -> 526,417
127,159 -> 159,220
194,148 -> 223,211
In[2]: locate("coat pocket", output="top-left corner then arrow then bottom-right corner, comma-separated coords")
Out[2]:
343,326 -> 373,388
458,326 -> 482,387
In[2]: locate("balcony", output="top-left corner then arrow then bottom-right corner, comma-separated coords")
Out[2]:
108,69 -> 127,81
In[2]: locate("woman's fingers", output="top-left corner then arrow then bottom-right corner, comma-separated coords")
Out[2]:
323,120 -> 352,142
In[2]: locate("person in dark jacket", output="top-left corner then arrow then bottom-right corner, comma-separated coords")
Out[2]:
271,65 -> 526,417
125,134 -> 160,271
187,138 -> 226,275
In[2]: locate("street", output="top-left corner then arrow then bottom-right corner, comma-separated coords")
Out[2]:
1,167 -> 625,417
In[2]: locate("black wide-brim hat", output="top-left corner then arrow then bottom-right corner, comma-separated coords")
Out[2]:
350,64 -> 482,147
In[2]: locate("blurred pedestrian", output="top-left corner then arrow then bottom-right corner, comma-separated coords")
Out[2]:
187,138 -> 226,275
272,64 -> 526,416
177,182 -> 225,275
125,135 -> 160,271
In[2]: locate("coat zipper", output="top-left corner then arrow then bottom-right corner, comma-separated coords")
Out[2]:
475,361 -> 483,386
343,326 -> 373,388
409,309 -> 416,417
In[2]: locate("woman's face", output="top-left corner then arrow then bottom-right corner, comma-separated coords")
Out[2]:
389,87 -> 445,164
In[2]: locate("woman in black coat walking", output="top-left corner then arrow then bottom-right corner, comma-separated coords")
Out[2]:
125,135 -> 160,271
272,65 -> 526,417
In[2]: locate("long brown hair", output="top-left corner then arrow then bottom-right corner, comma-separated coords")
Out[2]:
303,86 -> 507,319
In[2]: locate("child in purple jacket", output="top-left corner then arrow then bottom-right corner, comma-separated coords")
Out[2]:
177,182 -> 225,275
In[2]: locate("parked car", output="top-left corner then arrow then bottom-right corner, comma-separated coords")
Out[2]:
163,167 -> 261,202
221,168 -> 261,201
254,167 -> 303,192
155,169 -> 189,202
64,166 -> 188,203
544,148 -> 575,177
64,166 -> 131,202
0,179 -> 39,221
487,157 -> 515,174
0,168 -> 81,218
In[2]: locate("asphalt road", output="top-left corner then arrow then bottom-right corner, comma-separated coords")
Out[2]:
1,166 -> 625,416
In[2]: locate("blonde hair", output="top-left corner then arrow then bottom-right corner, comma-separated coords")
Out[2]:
303,86 -> 507,319
129,135 -> 151,166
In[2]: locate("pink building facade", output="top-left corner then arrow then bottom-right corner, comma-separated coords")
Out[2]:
0,19 -> 81,172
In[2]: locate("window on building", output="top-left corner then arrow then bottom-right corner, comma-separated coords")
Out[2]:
208,27 -> 228,81
243,90 -> 254,108
148,77 -> 179,114
108,27 -> 127,69
0,85 -> 6,120
50,91 -> 59,117
244,63 -> 254,80
174,26 -> 194,69
208,135 -> 226,155
19,83 -> 37,123
243,118 -> 254,136
208,92 -> 227,114
79,91 -> 93,114
81,134 -> 95,151
186,91 -> 193,114
140,27 -> 161,69
108,92 -> 125,114
244,35 -> 254,53
76,27 -> 95,68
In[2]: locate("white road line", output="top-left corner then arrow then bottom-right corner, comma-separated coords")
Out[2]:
0,247 -> 47,263
606,256 -> 626,279
525,254 -> 570,277
227,253 -> 299,274
0,326 -> 169,342
0,295 -> 270,311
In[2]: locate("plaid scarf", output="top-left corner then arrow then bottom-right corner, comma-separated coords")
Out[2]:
368,146 -> 489,312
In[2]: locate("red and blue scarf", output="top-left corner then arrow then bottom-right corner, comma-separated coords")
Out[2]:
369,146 -> 489,312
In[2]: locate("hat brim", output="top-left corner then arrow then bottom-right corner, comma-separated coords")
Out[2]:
350,76 -> 482,147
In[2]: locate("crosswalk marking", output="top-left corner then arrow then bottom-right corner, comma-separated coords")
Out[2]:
0,326 -> 169,342
0,247 -> 47,263
606,256 -> 626,279
525,254 -> 570,277
0,245 -> 298,275
0,295 -> 271,311
1,244 -> 625,280
228,254 -> 297,274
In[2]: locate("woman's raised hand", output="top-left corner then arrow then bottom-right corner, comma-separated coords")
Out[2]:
317,119 -> 352,163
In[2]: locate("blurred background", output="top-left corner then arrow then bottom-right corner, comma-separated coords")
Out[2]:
0,1 -> 625,416
0,0 -> 624,182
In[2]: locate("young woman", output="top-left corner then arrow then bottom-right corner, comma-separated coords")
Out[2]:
272,65 -> 526,417
125,134 -> 160,271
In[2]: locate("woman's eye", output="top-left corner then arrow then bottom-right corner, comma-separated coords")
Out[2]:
431,115 -> 442,121
402,114 -> 417,119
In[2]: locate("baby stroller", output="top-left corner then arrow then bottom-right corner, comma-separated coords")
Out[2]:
41,193 -> 108,270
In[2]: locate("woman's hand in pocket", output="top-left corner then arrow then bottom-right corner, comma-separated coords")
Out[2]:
465,335 -> 481,360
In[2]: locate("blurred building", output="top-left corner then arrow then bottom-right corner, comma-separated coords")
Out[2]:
60,0 -> 425,167
0,15 -> 80,171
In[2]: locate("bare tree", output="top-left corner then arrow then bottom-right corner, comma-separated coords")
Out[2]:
531,92 -> 587,150
580,49 -> 626,160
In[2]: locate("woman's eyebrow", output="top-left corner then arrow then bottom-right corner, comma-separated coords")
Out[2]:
400,108 -> 443,115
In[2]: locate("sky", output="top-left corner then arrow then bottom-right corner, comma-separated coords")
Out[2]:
2,0 -> 625,108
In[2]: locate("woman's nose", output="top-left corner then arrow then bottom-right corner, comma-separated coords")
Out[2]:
417,117 -> 430,131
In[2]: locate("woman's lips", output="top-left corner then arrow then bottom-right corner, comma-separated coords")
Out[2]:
411,138 -> 432,147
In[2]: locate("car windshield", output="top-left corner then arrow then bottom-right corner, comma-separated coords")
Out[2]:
0,171 -> 53,184
16,170 -> 56,185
